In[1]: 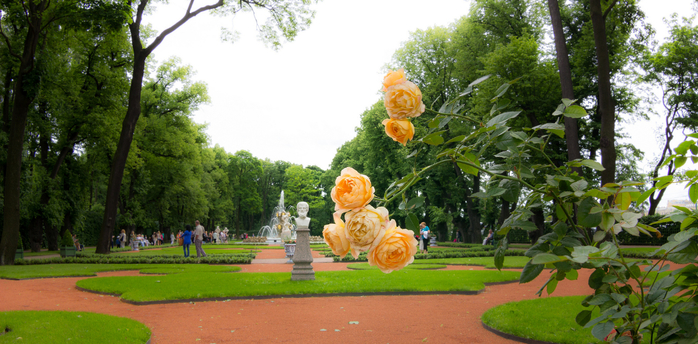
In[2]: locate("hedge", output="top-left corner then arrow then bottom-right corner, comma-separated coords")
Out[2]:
14,255 -> 252,265
331,249 -> 525,262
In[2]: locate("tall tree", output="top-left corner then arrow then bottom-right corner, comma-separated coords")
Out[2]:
97,0 -> 316,253
590,0 -> 616,185
645,16 -> 698,214
0,0 -> 127,264
548,0 -> 582,173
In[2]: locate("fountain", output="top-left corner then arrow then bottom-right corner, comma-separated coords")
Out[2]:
257,191 -> 296,245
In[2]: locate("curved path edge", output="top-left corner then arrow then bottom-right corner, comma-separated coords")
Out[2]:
481,321 -> 559,344
75,279 -> 518,306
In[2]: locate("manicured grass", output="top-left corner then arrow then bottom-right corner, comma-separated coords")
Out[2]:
76,269 -> 521,302
412,256 -> 531,268
0,264 -> 240,279
618,246 -> 661,258
482,296 -> 598,344
346,263 -> 446,270
0,311 -> 150,344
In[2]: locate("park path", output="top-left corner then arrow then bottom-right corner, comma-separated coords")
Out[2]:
0,260 -> 596,344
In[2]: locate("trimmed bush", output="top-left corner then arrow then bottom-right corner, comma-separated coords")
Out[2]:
13,254 -> 252,265
331,249 -> 524,262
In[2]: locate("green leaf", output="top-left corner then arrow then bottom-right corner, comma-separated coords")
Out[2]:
636,188 -> 655,205
690,184 -> 698,204
405,197 -> 425,210
499,179 -> 520,203
563,105 -> 587,118
546,278 -> 558,295
580,160 -> 605,171
531,253 -> 566,265
422,131 -> 445,145
519,261 -> 544,283
591,322 -> 615,341
405,213 -> 419,232
675,156 -> 687,168
566,269 -> 578,281
593,230 -> 606,242
486,111 -> 521,127
445,135 -> 466,144
578,198 -> 602,228
468,74 -> 490,87
491,83 -> 511,100
575,310 -> 592,327
457,162 -> 479,176
561,98 -> 576,107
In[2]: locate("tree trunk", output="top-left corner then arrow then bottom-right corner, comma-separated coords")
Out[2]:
464,173 -> 482,243
529,208 -> 546,244
590,0 -> 616,185
548,0 -> 582,175
97,52 -> 147,254
0,1 -> 47,265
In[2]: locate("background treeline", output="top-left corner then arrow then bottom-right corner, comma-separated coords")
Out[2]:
2,0 -> 696,252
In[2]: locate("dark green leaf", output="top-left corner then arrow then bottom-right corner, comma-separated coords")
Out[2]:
486,111 -> 521,127
575,310 -> 592,327
422,131 -> 445,145
591,322 -> 615,341
519,261 -> 544,283
405,197 -> 425,210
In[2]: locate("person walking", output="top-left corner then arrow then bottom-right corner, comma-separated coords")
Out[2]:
182,225 -> 193,258
419,222 -> 430,254
194,220 -> 207,258
119,229 -> 127,249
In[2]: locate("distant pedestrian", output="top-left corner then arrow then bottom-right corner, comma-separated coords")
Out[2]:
182,225 -> 192,258
419,222 -> 430,254
119,229 -> 126,249
194,220 -> 207,258
170,232 -> 175,245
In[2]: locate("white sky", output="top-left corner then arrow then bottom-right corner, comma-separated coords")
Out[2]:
144,0 -> 695,207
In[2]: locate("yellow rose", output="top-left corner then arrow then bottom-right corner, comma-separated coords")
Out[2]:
344,205 -> 389,258
382,118 -> 415,146
331,167 -> 374,213
382,69 -> 406,92
322,213 -> 349,258
367,221 -> 418,273
384,81 -> 425,119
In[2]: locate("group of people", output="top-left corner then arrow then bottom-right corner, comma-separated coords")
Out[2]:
177,220 -> 208,258
113,230 -> 168,250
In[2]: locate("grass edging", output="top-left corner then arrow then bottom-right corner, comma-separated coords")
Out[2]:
76,279 -> 519,305
481,321 -> 557,344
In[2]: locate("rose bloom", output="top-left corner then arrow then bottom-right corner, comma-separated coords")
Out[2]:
331,167 -> 374,213
382,118 -> 415,146
322,213 -> 350,258
382,69 -> 406,92
384,81 -> 426,120
344,205 -> 389,258
367,221 -> 418,273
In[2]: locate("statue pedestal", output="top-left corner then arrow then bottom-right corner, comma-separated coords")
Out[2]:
291,224 -> 315,281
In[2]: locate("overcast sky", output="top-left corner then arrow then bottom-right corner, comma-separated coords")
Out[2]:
144,0 -> 695,206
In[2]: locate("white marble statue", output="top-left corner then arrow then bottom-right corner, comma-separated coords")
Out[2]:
295,202 -> 310,228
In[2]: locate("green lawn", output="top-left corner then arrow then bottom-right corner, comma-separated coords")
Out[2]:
347,263 -> 446,270
618,246 -> 662,258
482,296 -> 598,344
0,264 -> 240,279
76,269 -> 521,303
0,311 -> 150,344
412,256 -> 531,268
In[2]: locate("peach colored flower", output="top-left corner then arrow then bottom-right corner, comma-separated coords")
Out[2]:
382,118 -> 415,146
384,81 -> 425,119
382,69 -> 406,92
344,205 -> 389,258
322,213 -> 350,258
367,221 -> 418,273
331,167 -> 375,213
